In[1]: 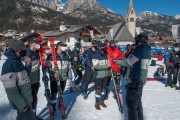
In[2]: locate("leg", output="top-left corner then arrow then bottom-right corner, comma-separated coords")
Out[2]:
94,78 -> 102,110
83,69 -> 93,94
167,69 -> 173,86
60,81 -> 66,92
99,78 -> 108,108
105,76 -> 111,99
126,86 -> 139,120
50,80 -> 57,112
172,68 -> 179,85
137,87 -> 144,120
31,82 -> 40,114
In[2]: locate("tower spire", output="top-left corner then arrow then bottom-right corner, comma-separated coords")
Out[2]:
129,0 -> 133,6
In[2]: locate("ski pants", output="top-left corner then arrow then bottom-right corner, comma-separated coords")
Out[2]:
95,77 -> 107,103
167,68 -> 179,85
83,68 -> 94,94
72,66 -> 82,85
31,82 -> 40,113
50,80 -> 66,107
16,107 -> 37,120
126,82 -> 144,120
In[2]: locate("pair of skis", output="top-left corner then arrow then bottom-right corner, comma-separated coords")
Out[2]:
38,36 -> 54,120
110,69 -> 124,114
49,38 -> 66,119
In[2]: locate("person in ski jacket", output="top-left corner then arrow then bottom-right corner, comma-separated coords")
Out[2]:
1,39 -> 37,120
92,41 -> 110,110
70,42 -> 82,91
82,40 -> 97,99
46,41 -> 71,113
25,37 -> 43,120
166,50 -> 179,87
164,47 -> 171,64
106,40 -> 122,99
115,34 -> 151,120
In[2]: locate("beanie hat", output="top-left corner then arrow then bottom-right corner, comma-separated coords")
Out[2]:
109,40 -> 116,46
56,42 -> 67,48
97,41 -> 105,48
9,39 -> 25,52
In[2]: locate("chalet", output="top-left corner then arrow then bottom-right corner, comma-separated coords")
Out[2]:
43,24 -> 101,47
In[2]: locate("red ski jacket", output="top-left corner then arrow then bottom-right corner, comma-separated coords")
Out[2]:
108,47 -> 122,72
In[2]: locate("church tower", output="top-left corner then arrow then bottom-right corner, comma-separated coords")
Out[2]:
126,0 -> 136,38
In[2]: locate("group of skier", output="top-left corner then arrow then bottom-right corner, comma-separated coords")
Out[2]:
1,33 -> 153,120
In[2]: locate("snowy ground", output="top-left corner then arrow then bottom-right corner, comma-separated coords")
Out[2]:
0,56 -> 180,120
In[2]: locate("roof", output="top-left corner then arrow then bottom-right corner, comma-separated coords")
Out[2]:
106,22 -> 134,42
44,24 -> 101,37
18,32 -> 41,42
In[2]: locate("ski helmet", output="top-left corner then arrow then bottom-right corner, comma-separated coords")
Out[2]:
135,34 -> 148,43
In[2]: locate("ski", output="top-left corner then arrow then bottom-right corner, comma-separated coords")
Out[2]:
38,36 -> 54,120
110,69 -> 124,114
49,38 -> 66,119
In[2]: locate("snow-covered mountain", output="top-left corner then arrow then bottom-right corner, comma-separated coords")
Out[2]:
137,11 -> 180,38
175,14 -> 180,20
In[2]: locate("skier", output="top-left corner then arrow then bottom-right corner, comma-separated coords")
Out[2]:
25,37 -> 43,120
1,39 -> 37,120
82,40 -> 97,99
92,41 -> 110,110
166,50 -> 179,88
46,41 -> 71,114
115,34 -> 151,120
70,42 -> 82,91
106,40 -> 122,99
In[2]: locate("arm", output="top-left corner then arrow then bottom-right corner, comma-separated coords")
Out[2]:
1,64 -> 28,111
115,50 -> 140,67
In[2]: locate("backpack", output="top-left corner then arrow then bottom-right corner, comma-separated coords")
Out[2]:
150,60 -> 156,66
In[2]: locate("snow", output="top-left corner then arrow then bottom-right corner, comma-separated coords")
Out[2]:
143,11 -> 160,16
0,56 -> 180,120
30,6 -> 48,13
175,14 -> 180,19
107,8 -> 115,14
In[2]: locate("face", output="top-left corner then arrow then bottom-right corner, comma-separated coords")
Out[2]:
15,48 -> 26,57
30,42 -> 39,50
57,45 -> 66,53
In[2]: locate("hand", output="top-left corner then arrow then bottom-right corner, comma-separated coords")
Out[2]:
24,56 -> 31,64
91,66 -> 94,71
54,73 -> 60,79
108,62 -> 111,67
21,107 -> 28,113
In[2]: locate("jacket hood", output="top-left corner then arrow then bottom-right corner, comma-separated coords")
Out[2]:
4,48 -> 21,60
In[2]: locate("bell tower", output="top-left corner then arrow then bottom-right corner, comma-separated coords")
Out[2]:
126,0 -> 136,37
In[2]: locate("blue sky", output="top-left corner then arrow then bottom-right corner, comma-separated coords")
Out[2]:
49,0 -> 180,16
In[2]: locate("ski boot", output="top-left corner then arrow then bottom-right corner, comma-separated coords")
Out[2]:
83,93 -> 88,100
95,103 -> 101,110
100,101 -> 107,108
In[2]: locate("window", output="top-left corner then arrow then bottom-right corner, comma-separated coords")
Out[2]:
131,10 -> 133,14
67,38 -> 70,42
130,18 -> 134,21
89,38 -> 92,42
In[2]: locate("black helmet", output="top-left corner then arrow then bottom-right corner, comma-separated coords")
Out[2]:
135,34 -> 148,43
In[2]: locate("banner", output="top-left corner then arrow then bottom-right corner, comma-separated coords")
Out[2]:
90,30 -> 94,39
136,27 -> 141,35
110,29 -> 114,40
172,25 -> 179,43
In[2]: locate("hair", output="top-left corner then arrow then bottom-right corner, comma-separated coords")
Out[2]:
92,40 -> 97,44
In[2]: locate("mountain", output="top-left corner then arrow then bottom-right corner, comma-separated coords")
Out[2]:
175,14 -> 180,20
137,11 -> 180,38
0,0 -> 124,33
0,0 -> 86,32
63,0 -> 124,32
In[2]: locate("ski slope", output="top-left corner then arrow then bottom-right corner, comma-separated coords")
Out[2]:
0,57 -> 180,120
